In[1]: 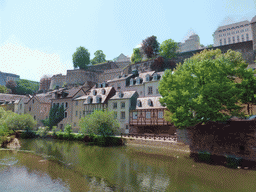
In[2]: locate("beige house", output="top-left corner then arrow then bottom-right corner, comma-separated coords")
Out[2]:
51,87 -> 88,131
72,85 -> 116,131
0,93 -> 30,113
14,96 -> 30,115
25,93 -> 52,128
108,91 -> 138,133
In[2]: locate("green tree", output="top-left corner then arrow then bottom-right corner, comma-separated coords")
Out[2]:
48,104 -> 65,129
0,85 -> 9,93
91,50 -> 106,65
72,46 -> 90,70
15,79 -> 39,95
131,48 -> 142,63
6,80 -> 17,94
159,49 -> 254,128
79,110 -> 120,137
159,39 -> 178,59
4,113 -> 37,131
141,35 -> 160,59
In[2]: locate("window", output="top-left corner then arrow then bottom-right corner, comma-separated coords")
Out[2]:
133,112 -> 138,119
76,101 -> 78,106
32,99 -> 34,104
158,111 -> 164,119
93,90 -> 97,95
76,111 -> 78,116
233,36 -> 235,43
241,34 -> 244,42
65,102 -> 68,108
148,86 -> 153,95
96,96 -> 102,103
121,112 -> 125,119
29,107 -> 31,111
146,74 -> 150,81
20,104 -> 22,109
34,115 -> 36,120
220,39 -> 222,46
119,92 -> 123,98
53,103 -> 56,107
83,111 -> 85,116
224,38 -> 226,45
79,111 -> 81,119
101,89 -> 106,95
130,78 -> 134,86
228,37 -> 231,44
237,35 -> 240,42
137,100 -> 142,107
87,97 -> 93,104
113,102 -> 117,109
117,84 -> 121,90
126,125 -> 129,129
156,88 -> 159,94
153,74 -> 158,81
148,99 -> 153,106
146,112 -> 151,119
136,77 -> 141,85
64,112 -> 67,118
246,33 -> 249,41
60,124 -> 63,130
61,102 -> 64,107
121,102 -> 125,108
74,123 -> 76,127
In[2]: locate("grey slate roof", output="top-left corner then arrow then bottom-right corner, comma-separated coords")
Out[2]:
136,96 -> 165,109
110,91 -> 136,100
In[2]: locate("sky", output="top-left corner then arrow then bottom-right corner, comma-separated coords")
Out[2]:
0,0 -> 255,82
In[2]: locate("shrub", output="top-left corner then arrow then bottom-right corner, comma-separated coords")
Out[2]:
36,126 -> 50,138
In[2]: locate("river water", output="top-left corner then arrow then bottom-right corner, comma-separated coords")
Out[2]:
0,138 -> 255,191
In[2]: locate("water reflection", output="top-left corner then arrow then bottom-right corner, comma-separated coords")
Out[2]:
0,139 -> 255,191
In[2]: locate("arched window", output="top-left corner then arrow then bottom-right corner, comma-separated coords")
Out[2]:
119,92 -> 123,98
101,89 -> 106,95
145,74 -> 150,82
136,77 -> 141,85
153,73 -> 158,81
93,90 -> 97,96
137,100 -> 142,107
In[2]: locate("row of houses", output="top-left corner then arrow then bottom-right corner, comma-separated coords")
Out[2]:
0,70 -> 175,135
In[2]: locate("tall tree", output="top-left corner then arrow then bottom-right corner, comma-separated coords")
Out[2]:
72,46 -> 90,70
91,50 -> 106,65
159,49 -> 255,128
159,39 -> 178,59
0,85 -> 9,93
47,104 -> 65,129
141,35 -> 160,59
15,79 -> 39,95
131,48 -> 142,63
5,80 -> 17,94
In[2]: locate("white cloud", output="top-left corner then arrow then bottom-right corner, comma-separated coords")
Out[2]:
0,40 -> 67,82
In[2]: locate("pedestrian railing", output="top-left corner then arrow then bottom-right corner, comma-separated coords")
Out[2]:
121,133 -> 177,142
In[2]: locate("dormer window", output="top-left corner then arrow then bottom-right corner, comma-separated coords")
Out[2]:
148,99 -> 153,106
130,78 -> 134,86
98,83 -> 102,88
87,96 -> 93,104
101,89 -> 106,95
153,74 -> 158,81
96,96 -> 102,103
137,100 -> 142,107
119,92 -> 123,98
93,90 -> 97,96
145,74 -> 150,82
102,82 -> 107,88
136,77 -> 141,85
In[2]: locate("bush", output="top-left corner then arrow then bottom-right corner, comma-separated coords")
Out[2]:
79,110 -> 120,137
36,126 -> 50,138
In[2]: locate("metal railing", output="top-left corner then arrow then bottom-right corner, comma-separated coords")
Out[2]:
121,133 -> 177,142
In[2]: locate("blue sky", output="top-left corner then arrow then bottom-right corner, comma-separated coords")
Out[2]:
0,0 -> 255,82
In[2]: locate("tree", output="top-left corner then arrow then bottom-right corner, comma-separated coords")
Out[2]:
6,80 -> 17,94
141,35 -> 160,59
159,49 -> 255,128
131,48 -> 142,63
15,79 -> 39,95
79,110 -> 120,137
91,50 -> 106,65
0,85 -> 9,93
4,113 -> 37,131
72,46 -> 90,70
159,39 -> 178,59
47,104 -> 65,129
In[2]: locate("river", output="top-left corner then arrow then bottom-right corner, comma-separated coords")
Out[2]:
0,138 -> 255,191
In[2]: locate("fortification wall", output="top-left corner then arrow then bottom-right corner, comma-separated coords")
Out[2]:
66,69 -> 99,85
49,74 -> 66,90
98,68 -> 123,83
176,41 -> 255,64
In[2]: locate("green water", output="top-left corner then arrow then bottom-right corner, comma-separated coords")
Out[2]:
0,138 -> 255,191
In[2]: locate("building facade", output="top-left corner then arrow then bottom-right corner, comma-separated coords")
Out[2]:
213,20 -> 253,47
178,34 -> 201,53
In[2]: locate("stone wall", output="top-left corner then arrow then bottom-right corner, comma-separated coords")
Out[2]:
49,74 -> 66,90
177,121 -> 256,162
66,69 -> 99,86
176,41 -> 255,65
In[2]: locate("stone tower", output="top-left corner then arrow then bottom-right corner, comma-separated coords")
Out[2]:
251,16 -> 256,57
